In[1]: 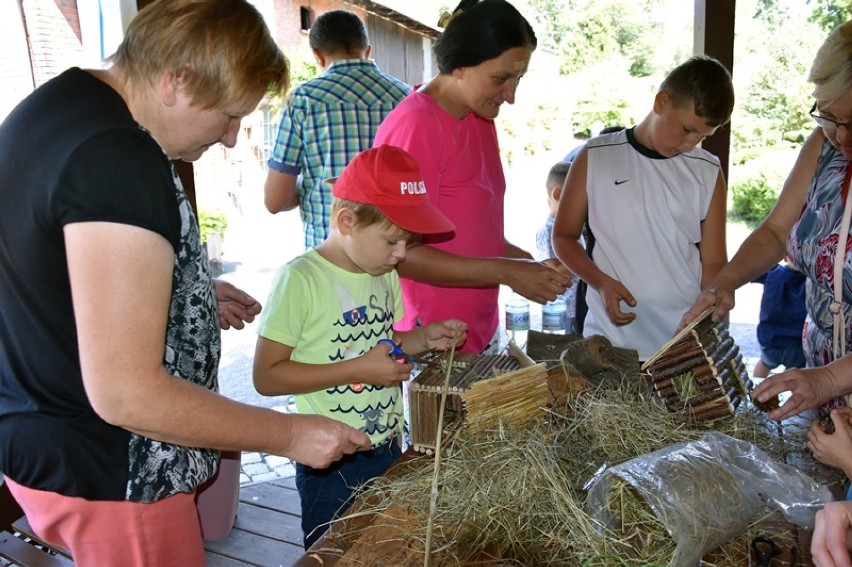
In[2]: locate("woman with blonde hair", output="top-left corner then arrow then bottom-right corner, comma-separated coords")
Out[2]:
0,2 -> 368,565
684,18 -> 852,495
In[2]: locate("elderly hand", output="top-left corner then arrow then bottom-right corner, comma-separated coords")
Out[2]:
283,414 -> 371,469
808,409 -> 852,472
752,365 -> 840,421
213,279 -> 262,330
675,284 -> 735,334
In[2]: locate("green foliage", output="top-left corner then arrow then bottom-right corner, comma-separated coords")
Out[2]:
730,174 -> 780,226
554,0 -> 677,78
263,44 -> 319,116
572,99 -> 630,138
807,0 -> 852,33
198,209 -> 228,245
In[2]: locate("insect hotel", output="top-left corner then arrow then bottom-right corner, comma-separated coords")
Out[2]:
642,308 -> 753,421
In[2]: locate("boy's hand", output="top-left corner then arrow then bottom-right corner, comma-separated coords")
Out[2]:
808,410 -> 852,474
596,276 -> 636,326
423,319 -> 468,351
360,342 -> 414,387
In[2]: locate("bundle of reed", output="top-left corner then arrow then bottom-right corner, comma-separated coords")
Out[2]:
329,376 -> 818,565
461,362 -> 550,433
409,353 -> 523,453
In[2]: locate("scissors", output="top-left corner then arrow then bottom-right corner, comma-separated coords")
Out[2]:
750,536 -> 781,567
376,340 -> 439,365
377,339 -> 414,363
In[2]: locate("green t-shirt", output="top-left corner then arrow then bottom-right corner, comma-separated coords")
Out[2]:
258,248 -> 404,447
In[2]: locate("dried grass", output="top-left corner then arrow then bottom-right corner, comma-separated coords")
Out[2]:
332,375 -> 814,566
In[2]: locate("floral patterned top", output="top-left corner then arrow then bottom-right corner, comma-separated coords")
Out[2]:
787,137 -> 852,407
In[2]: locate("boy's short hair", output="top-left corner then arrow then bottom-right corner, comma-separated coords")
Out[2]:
309,10 -> 368,55
109,0 -> 288,110
546,161 -> 571,192
331,198 -> 410,236
327,145 -> 454,235
660,56 -> 734,127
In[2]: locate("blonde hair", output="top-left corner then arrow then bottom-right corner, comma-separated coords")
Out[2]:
809,20 -> 852,106
331,198 -> 414,239
109,0 -> 289,109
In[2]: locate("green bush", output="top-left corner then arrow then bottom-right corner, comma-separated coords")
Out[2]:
198,209 -> 228,244
730,174 -> 779,226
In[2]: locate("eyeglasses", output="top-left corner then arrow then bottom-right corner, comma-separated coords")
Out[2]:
810,102 -> 852,131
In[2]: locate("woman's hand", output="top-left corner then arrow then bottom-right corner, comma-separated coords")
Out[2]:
213,279 -> 262,330
752,365 -> 840,421
675,281 -> 736,333
812,500 -> 852,567
503,259 -> 570,304
808,409 -> 852,473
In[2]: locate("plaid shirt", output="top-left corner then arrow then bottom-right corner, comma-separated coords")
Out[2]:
267,59 -> 410,248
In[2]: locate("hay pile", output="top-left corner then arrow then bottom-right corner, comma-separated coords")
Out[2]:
330,378 -> 818,566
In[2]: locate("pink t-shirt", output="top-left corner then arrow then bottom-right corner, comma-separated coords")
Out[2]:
374,92 -> 505,352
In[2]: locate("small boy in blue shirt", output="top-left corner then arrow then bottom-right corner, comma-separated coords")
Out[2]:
752,260 -> 807,378
536,161 -> 579,332
253,145 -> 467,548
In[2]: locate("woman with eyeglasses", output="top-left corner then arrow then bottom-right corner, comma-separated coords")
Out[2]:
682,17 -> 852,503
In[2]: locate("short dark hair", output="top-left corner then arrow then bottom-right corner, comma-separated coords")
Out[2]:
309,10 -> 368,55
434,0 -> 536,74
660,56 -> 735,126
546,161 -> 570,192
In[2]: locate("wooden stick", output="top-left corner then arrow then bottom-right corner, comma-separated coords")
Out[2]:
424,340 -> 457,567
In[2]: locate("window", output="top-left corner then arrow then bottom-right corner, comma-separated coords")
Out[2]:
299,7 -> 313,32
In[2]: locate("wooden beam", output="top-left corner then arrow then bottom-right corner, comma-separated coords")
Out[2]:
693,0 -> 736,181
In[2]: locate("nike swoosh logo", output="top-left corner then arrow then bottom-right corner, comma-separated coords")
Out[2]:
614,179 -> 629,185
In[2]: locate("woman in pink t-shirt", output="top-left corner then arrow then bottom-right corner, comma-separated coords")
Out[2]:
374,0 -> 569,353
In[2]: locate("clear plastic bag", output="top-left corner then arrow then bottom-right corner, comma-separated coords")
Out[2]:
585,431 -> 832,567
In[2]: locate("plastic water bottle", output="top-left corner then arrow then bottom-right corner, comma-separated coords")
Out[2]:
542,297 -> 567,333
505,296 -> 530,348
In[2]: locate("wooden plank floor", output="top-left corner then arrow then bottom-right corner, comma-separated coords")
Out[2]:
3,477 -> 306,567
205,476 -> 306,567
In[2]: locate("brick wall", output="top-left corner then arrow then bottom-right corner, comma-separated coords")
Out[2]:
272,0 -> 367,51
23,0 -> 83,87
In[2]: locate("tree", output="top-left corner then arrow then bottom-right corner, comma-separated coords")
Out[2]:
807,0 -> 852,33
552,0 -> 674,78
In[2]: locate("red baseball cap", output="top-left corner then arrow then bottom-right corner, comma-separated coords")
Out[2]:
328,145 -> 455,235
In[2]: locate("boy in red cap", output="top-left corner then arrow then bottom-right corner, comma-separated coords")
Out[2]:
253,144 -> 467,549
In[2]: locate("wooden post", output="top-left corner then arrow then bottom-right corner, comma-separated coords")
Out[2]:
693,0 -> 736,182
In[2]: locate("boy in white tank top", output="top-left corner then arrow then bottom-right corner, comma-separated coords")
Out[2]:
551,56 -> 734,361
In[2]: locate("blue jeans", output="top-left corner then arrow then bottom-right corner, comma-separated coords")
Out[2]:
759,345 -> 806,371
296,436 -> 402,549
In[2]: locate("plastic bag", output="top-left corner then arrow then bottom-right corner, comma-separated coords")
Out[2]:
585,431 -> 832,567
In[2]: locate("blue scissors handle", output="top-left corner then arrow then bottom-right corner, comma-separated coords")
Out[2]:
377,339 -> 411,361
